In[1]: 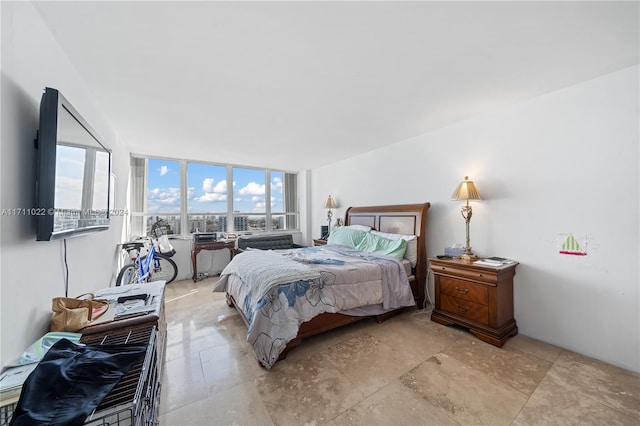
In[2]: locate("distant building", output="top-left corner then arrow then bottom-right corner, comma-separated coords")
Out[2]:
234,215 -> 248,232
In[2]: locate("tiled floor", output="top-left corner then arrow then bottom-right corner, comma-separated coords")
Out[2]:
158,279 -> 639,425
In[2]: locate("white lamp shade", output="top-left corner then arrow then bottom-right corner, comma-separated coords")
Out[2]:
451,176 -> 481,201
323,196 -> 337,209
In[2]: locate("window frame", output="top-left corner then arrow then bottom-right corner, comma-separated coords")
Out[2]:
129,155 -> 299,238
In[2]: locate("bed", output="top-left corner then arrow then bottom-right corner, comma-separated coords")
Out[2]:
213,203 -> 430,368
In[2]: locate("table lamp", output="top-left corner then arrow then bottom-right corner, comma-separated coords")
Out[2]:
451,176 -> 481,261
323,195 -> 338,235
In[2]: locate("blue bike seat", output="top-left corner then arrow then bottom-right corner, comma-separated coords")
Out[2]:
122,241 -> 145,251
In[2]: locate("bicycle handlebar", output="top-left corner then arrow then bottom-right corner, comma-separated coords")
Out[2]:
149,217 -> 167,238
121,218 -> 168,250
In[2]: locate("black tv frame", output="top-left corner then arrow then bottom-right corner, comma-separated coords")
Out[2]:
35,87 -> 112,241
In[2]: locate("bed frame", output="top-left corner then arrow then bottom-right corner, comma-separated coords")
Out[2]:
227,202 -> 430,361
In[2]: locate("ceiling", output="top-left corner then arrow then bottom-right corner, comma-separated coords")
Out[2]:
33,1 -> 639,171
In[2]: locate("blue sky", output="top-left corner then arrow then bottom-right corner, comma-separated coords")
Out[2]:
146,159 -> 283,214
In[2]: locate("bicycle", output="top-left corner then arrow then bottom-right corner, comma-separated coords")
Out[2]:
116,219 -> 178,286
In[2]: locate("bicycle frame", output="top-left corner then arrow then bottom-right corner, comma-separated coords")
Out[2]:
127,240 -> 159,283
118,218 -> 177,286
139,243 -> 156,283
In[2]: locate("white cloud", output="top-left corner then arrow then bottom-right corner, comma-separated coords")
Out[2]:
202,178 -> 214,193
159,197 -> 178,205
159,165 -> 169,176
251,196 -> 277,211
270,177 -> 282,195
194,179 -> 228,203
147,187 -> 180,212
201,178 -> 227,194
238,182 -> 265,195
194,193 -> 227,202
214,180 -> 227,193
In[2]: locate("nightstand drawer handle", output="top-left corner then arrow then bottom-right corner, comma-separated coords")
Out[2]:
455,303 -> 469,313
455,287 -> 469,294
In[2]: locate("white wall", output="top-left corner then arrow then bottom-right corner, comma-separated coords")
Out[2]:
312,66 -> 639,373
0,2 -> 129,365
1,1 -> 637,375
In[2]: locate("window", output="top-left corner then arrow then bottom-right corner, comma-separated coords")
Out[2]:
130,158 -> 181,237
129,156 -> 298,238
233,167 -> 266,232
271,171 -> 285,230
187,163 -> 227,233
145,159 -> 181,235
269,171 -> 297,231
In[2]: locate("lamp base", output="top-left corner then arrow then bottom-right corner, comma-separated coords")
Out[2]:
459,253 -> 478,262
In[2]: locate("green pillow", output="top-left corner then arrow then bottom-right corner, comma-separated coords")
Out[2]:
356,232 -> 407,261
327,226 -> 368,249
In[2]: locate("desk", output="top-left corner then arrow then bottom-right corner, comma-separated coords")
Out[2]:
191,240 -> 237,282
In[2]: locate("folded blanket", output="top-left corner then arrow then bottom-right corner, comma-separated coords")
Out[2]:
214,250 -> 320,312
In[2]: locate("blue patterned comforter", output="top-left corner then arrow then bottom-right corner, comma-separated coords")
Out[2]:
213,245 -> 415,368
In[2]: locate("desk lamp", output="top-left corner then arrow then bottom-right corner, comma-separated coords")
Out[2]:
451,176 -> 481,261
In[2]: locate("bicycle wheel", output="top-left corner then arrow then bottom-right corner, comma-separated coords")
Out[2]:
116,264 -> 139,286
144,253 -> 178,284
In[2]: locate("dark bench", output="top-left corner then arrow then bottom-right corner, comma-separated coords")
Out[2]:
237,234 -> 303,251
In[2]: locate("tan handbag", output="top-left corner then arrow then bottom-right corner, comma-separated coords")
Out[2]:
50,293 -> 109,332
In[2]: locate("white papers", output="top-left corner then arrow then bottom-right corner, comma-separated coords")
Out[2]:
474,257 -> 516,267
0,363 -> 36,392
95,281 -> 165,303
95,280 -> 165,317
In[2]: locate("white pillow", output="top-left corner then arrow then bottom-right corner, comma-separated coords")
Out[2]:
370,230 -> 418,267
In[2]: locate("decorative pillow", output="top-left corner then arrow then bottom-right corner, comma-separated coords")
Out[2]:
371,230 -> 418,267
327,226 -> 368,249
356,232 -> 407,261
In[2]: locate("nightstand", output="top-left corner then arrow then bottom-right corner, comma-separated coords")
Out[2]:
313,239 -> 327,246
430,258 -> 518,347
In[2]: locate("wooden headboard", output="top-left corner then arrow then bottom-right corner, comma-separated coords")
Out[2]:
344,203 -> 430,307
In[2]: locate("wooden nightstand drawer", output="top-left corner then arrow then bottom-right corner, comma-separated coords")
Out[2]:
440,294 -> 489,324
430,257 -> 518,347
431,264 -> 497,284
440,277 -> 488,305
432,265 -> 498,283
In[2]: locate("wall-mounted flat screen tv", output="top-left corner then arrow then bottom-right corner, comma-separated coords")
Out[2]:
36,87 -> 112,241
